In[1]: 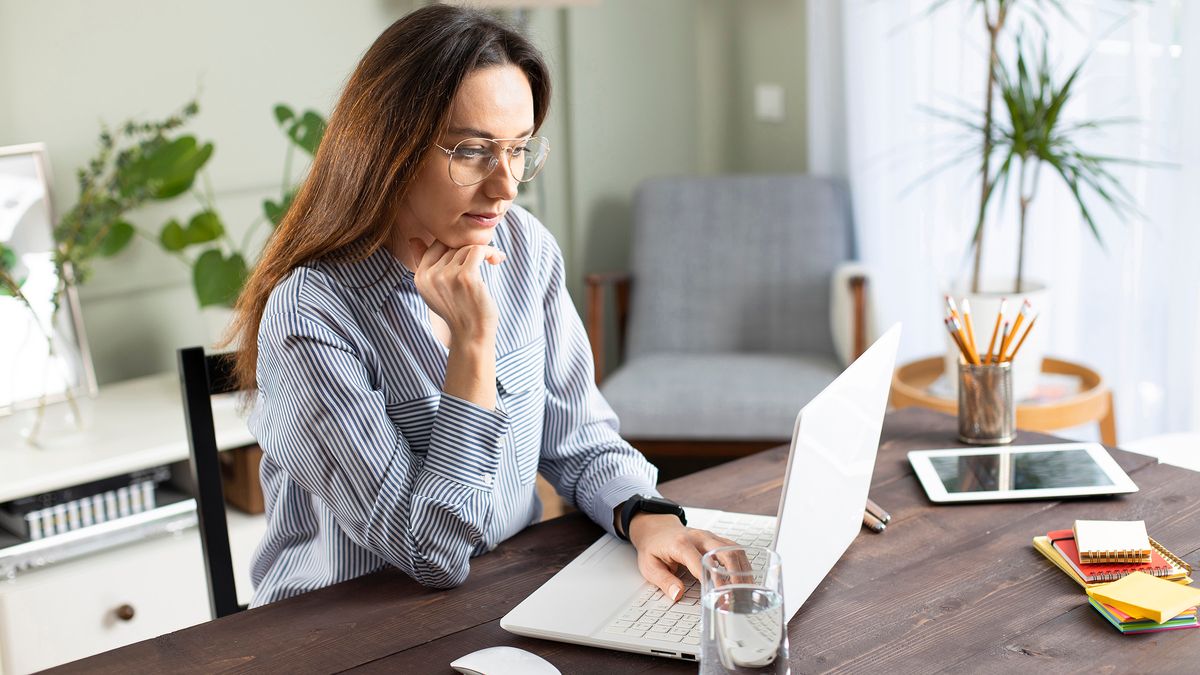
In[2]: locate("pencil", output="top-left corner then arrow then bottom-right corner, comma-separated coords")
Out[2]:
950,315 -> 980,365
1006,314 -> 1038,362
961,298 -> 978,362
945,318 -> 972,364
985,298 -> 1007,365
999,300 -> 1031,362
998,321 -> 1010,362
866,497 -> 892,523
862,510 -> 886,533
945,295 -> 961,323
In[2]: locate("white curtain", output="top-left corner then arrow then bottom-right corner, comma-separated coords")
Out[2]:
809,0 -> 1200,442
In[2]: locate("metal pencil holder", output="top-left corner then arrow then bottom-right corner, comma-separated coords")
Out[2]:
957,360 -> 1015,445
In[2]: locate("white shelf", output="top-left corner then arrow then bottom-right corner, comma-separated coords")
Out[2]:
0,372 -> 256,504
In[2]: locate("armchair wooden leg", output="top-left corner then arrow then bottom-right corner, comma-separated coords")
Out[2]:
849,275 -> 868,361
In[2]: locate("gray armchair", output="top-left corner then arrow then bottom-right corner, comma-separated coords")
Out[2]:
586,174 -> 869,466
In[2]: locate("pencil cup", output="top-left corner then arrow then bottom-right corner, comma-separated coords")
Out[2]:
957,361 -> 1015,445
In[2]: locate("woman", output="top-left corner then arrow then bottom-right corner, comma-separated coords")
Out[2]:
230,4 -> 734,608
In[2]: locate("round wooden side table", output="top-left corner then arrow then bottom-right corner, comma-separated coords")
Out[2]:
890,356 -> 1117,445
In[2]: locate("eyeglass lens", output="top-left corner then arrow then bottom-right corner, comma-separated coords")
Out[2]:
448,137 -> 547,186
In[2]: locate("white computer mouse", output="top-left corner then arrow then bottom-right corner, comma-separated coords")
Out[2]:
450,645 -> 561,675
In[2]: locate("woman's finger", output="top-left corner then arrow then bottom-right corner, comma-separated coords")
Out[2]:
484,247 -> 507,265
454,245 -> 506,267
420,240 -> 450,270
641,556 -> 686,603
669,540 -> 705,583
458,245 -> 493,276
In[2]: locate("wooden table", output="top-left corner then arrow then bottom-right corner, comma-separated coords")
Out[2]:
52,408 -> 1200,674
891,356 -> 1118,445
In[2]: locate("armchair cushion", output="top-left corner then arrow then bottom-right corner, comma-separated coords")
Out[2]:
600,352 -> 842,440
625,175 -> 854,360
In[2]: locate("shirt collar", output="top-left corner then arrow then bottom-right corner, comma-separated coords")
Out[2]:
320,241 -> 413,310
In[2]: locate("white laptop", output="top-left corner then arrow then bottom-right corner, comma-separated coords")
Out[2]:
501,324 -> 902,662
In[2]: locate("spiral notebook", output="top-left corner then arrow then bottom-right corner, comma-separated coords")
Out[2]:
1048,530 -> 1189,584
1073,520 -> 1152,564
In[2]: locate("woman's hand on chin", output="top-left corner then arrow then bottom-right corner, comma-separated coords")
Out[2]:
408,238 -> 506,345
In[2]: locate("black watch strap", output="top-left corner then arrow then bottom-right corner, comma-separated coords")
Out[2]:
618,495 -> 687,542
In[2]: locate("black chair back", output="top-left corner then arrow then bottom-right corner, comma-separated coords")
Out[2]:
178,346 -> 245,619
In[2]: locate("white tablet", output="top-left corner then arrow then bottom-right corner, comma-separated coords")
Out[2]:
908,442 -> 1139,503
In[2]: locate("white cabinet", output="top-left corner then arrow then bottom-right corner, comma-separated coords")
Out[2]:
0,510 -> 265,674
0,374 -> 265,674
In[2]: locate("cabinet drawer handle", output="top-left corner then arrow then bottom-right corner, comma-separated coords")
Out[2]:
114,604 -> 136,621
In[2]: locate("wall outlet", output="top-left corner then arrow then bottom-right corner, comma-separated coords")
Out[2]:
754,83 -> 785,123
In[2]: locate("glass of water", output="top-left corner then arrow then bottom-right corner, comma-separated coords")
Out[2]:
700,545 -> 788,674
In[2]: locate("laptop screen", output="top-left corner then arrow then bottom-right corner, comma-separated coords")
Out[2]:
772,324 -> 901,622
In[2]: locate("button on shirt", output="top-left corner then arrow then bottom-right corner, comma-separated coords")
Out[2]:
248,205 -> 660,607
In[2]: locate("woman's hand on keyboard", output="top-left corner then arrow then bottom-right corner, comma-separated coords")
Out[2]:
628,515 -> 738,602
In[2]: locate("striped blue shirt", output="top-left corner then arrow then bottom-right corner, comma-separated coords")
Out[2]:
247,205 -> 660,606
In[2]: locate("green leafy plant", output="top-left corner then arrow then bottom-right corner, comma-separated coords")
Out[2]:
0,101 -> 210,327
920,0 -> 1148,292
53,101 -> 213,293
155,103 -> 325,307
987,37 -> 1141,291
0,103 -> 210,435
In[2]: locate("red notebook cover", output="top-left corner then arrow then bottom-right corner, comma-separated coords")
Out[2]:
1047,530 -> 1175,583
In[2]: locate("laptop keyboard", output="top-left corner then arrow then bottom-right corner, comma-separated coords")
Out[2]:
601,514 -> 775,648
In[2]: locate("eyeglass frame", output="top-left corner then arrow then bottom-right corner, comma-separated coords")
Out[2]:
432,135 -> 550,187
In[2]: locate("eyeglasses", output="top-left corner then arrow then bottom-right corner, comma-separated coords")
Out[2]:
433,136 -> 550,187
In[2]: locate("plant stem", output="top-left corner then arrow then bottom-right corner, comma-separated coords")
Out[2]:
970,2 -> 1007,294
240,213 -> 268,255
1015,156 -> 1042,294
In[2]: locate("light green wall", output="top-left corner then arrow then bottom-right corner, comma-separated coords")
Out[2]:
729,0 -> 809,174
0,0 -> 420,383
562,0 -> 702,283
0,0 -> 808,385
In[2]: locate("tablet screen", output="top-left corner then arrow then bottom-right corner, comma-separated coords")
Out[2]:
928,448 -> 1115,493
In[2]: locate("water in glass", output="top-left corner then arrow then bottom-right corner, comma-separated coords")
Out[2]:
700,546 -> 789,674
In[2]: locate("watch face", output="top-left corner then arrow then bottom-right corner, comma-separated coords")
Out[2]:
644,497 -> 678,512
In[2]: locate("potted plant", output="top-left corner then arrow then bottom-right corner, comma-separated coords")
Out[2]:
929,1 -> 1149,399
0,102 -> 211,442
141,104 -> 325,344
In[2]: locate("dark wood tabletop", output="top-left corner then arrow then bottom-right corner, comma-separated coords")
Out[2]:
51,408 -> 1200,674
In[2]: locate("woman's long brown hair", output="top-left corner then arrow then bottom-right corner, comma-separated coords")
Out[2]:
227,5 -> 551,392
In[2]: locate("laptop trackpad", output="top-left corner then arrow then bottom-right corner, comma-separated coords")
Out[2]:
503,534 -> 644,638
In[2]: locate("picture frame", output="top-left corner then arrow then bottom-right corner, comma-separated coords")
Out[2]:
0,142 -> 98,415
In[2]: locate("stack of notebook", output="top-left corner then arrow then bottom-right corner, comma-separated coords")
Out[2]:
1032,520 -> 1200,635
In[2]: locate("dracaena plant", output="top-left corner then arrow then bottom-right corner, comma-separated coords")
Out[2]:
921,0 -> 1148,293
986,36 -> 1142,292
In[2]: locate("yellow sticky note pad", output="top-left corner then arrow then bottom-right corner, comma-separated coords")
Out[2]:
1087,572 -> 1200,624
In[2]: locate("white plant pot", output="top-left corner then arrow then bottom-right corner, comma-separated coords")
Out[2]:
943,280 -> 1049,402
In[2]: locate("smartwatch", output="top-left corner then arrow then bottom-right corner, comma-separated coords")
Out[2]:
617,494 -> 687,541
